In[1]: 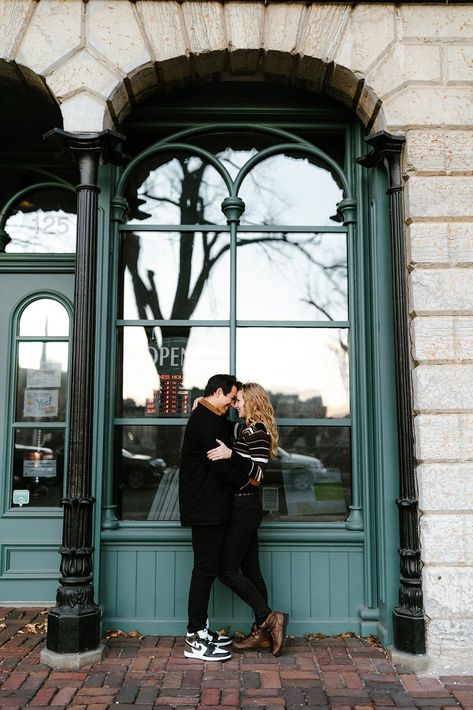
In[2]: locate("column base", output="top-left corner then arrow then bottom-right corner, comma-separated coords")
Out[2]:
46,605 -> 101,654
388,647 -> 429,673
40,644 -> 105,670
393,608 -> 426,654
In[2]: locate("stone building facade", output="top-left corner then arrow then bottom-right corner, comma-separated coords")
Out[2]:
0,0 -> 472,674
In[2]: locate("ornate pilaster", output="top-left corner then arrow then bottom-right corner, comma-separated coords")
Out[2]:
42,130 -> 124,657
358,131 -> 426,655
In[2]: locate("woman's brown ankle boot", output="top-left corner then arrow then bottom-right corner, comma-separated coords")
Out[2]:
232,626 -> 272,653
261,611 -> 289,656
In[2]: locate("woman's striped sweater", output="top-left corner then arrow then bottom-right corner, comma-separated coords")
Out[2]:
231,421 -> 271,486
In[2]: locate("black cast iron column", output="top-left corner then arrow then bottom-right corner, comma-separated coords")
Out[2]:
44,130 -> 124,654
359,130 -> 426,655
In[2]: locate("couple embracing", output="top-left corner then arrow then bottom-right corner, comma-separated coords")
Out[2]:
178,373 -> 289,662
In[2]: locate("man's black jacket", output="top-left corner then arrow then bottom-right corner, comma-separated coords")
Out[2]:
179,402 -> 249,527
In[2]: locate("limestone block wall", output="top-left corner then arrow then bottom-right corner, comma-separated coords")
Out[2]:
0,0 -> 472,673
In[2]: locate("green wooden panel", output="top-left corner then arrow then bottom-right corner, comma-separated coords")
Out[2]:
290,550 -> 311,618
100,542 -> 366,635
101,549 -> 118,617
270,550 -> 292,611
329,551 -> 350,618
348,551 -> 365,617
310,552 -> 330,617
173,546 -> 193,621
116,551 -> 137,618
1,545 -> 59,576
136,550 -> 157,619
154,550 -> 176,619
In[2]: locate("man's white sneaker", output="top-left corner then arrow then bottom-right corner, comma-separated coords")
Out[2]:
184,633 -> 232,661
204,627 -> 232,647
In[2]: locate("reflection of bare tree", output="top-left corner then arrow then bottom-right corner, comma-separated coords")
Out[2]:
125,154 -> 346,337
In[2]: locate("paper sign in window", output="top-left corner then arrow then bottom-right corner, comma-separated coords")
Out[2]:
23,389 -> 58,418
27,362 -> 62,388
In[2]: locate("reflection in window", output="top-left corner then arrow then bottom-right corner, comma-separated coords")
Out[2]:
116,424 -> 350,523
16,342 -> 69,421
127,155 -> 227,226
262,426 -> 351,521
119,326 -> 229,417
6,188 -> 76,253
115,127 -> 353,523
11,298 -> 70,508
116,425 -> 185,521
237,232 -> 347,321
19,299 -> 70,336
121,232 -> 230,320
237,328 -> 350,419
12,428 -> 65,508
238,155 -> 344,226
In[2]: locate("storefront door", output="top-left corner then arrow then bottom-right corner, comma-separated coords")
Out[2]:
0,271 -> 74,602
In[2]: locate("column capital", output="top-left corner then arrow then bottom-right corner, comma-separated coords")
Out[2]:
44,129 -> 127,185
357,130 -> 406,189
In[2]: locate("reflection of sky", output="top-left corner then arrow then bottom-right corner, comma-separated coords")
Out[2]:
122,151 -> 350,418
133,152 -> 343,227
19,300 -> 69,337
122,326 -> 349,418
7,210 -> 76,253
18,341 -> 69,372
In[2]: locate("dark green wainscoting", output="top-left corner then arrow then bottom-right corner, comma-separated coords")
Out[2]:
99,527 -> 375,638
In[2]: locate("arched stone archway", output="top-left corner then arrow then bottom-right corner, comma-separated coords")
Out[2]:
103,50 -> 386,136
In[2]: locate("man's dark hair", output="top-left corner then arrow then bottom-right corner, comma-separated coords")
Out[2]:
204,374 -> 241,397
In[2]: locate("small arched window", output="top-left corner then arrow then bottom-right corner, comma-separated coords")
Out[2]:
9,296 -> 71,508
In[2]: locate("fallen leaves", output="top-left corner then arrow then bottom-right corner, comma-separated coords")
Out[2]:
19,621 -> 47,634
105,629 -> 144,640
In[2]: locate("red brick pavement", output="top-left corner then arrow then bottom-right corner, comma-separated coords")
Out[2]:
0,608 -> 470,709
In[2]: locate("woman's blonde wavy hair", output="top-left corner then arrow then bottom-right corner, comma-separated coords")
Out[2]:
240,382 -> 279,459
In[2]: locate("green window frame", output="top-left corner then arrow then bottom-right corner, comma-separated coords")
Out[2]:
107,115 -> 370,531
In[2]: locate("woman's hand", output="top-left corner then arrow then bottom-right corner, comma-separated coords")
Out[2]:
207,439 -> 232,460
192,396 -> 204,411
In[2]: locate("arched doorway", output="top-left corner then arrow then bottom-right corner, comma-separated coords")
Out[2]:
97,83 -> 399,641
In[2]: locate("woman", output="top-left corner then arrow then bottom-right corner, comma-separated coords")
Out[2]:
207,382 -> 289,656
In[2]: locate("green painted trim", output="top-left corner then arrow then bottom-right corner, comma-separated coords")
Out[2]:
0,255 -> 75,272
117,142 -> 234,196
0,182 -> 75,231
232,143 -> 350,198
2,289 -> 73,516
93,165 -> 122,597
113,417 -> 351,426
101,526 -> 363,544
116,319 -> 348,327
119,224 -> 346,232
100,617 -> 363,637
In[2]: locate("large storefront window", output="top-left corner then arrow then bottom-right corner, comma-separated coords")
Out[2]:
114,127 -> 353,523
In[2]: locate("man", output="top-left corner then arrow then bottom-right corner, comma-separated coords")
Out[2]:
179,374 -> 249,661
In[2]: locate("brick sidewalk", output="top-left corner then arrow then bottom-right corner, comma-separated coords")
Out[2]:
0,608 -> 471,709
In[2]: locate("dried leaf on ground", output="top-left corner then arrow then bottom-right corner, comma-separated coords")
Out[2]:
19,622 -> 47,634
233,630 -> 246,639
105,629 -> 144,639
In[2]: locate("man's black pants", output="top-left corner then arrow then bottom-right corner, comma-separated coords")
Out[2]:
188,524 -> 227,633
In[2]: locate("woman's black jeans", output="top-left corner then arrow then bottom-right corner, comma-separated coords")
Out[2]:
219,491 -> 271,625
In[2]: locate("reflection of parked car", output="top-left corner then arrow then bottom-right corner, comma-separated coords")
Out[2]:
120,448 -> 167,490
265,447 -> 327,491
13,444 -> 58,483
